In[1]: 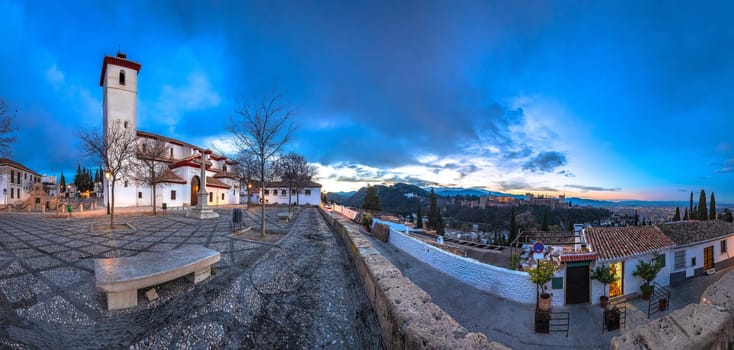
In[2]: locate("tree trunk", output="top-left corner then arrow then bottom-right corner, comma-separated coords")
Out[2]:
260,167 -> 265,238
152,184 -> 157,215
110,182 -> 115,228
288,182 -> 292,215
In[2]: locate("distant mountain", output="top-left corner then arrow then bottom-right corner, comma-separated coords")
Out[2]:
325,191 -> 355,204
328,183 -> 734,210
335,183 -> 427,214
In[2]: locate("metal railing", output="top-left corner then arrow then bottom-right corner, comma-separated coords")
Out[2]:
602,304 -> 626,334
647,282 -> 671,318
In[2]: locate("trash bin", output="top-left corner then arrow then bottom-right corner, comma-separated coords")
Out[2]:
162,203 -> 167,210
66,205 -> 72,213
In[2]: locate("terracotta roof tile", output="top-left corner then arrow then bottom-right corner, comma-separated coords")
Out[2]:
584,226 -> 675,261
560,252 -> 597,263
160,170 -> 186,184
522,231 -> 577,245
657,221 -> 734,246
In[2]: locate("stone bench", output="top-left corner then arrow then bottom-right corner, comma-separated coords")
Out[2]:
277,212 -> 291,222
94,245 -> 221,310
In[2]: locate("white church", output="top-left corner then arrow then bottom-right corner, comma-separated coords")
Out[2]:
99,52 -> 323,209
100,52 -> 240,209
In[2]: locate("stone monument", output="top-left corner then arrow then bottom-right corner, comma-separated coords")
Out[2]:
186,150 -> 219,219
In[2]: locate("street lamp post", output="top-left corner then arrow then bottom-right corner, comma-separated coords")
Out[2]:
105,171 -> 111,215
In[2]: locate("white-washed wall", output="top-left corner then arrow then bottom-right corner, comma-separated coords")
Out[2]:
332,204 -> 358,220
388,228 -> 564,307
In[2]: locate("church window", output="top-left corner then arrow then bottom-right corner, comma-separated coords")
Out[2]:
223,165 -> 227,172
119,70 -> 126,85
209,192 -> 213,202
10,188 -> 14,199
10,170 -> 14,183
264,190 -> 269,195
305,189 -> 311,196
221,193 -> 225,200
170,148 -> 173,158
124,181 -> 128,188
171,190 -> 176,200
138,192 -> 142,199
124,121 -> 129,129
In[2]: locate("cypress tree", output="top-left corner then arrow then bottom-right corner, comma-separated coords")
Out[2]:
59,172 -> 66,193
693,204 -> 698,220
683,208 -> 689,221
509,207 -> 517,242
427,188 -> 443,234
362,184 -> 381,212
673,207 -> 680,222
710,192 -> 716,221
541,207 -> 549,231
698,190 -> 708,220
416,205 -> 423,229
722,208 -> 733,223
690,192 -> 694,220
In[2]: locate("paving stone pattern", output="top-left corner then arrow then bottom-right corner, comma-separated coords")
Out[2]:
0,208 -> 382,349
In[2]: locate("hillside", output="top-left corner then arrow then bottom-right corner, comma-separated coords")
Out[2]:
331,183 -> 427,214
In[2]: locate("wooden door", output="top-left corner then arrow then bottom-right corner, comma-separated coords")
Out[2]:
565,265 -> 590,304
704,246 -> 714,270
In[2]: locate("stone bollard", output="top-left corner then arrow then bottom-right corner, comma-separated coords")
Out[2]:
80,203 -> 84,213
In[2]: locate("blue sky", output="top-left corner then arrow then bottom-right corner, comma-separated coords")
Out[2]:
1,0 -> 733,202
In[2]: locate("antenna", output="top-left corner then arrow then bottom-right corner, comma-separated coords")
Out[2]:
117,43 -> 121,54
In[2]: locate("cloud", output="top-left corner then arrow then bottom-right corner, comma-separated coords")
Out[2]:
565,184 -> 621,192
153,72 -> 221,127
45,64 -> 64,88
717,158 -> 734,173
522,151 -> 567,173
557,170 -> 575,177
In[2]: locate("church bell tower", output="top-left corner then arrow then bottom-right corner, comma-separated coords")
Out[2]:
99,52 -> 142,138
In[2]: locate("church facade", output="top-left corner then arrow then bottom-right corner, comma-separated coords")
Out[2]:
100,53 -> 240,209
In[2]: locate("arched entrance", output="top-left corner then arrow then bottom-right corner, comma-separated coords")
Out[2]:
191,176 -> 200,206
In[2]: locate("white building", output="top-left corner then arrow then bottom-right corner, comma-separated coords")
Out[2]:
0,158 -> 42,206
259,181 -> 322,205
657,221 -> 734,283
584,226 -> 675,303
100,52 -> 240,209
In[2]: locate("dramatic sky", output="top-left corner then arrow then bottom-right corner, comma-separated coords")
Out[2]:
1,1 -> 733,201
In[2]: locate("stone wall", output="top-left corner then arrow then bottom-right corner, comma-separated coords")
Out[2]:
320,208 -> 509,350
387,227 -> 565,308
611,271 -> 734,349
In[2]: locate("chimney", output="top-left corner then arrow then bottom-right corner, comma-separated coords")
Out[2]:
117,52 -> 127,59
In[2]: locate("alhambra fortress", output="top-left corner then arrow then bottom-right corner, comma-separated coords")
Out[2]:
1,53 -> 734,349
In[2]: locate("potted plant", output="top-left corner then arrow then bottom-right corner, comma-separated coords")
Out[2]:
632,258 -> 662,300
590,264 -> 618,308
528,260 -> 557,311
659,297 -> 668,311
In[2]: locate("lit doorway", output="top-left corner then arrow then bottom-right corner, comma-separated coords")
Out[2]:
609,261 -> 624,298
191,176 -> 200,206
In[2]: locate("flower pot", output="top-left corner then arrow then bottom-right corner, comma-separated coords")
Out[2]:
640,284 -> 653,300
659,298 -> 668,311
538,293 -> 551,311
600,295 -> 609,308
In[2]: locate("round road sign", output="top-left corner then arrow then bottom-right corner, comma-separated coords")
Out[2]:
533,242 -> 544,253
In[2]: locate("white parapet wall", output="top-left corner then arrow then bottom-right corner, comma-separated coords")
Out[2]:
388,227 -> 564,307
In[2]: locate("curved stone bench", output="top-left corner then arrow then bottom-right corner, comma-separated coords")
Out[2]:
94,246 -> 221,310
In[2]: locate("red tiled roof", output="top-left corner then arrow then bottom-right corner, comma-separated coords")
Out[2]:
160,170 -> 186,184
205,176 -> 230,189
584,226 -> 675,262
213,171 -> 237,179
99,55 -> 141,86
560,253 -> 597,263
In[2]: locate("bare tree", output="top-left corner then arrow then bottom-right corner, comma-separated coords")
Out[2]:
274,153 -> 300,214
78,120 -> 137,226
294,162 -> 317,207
229,92 -> 294,237
131,137 -> 170,215
0,99 -> 16,157
276,152 -> 316,208
235,151 -> 258,206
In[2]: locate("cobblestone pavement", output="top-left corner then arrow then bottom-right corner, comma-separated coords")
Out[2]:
0,207 -> 382,349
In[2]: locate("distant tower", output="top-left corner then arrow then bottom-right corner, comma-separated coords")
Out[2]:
559,193 -> 566,204
99,52 -> 141,138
